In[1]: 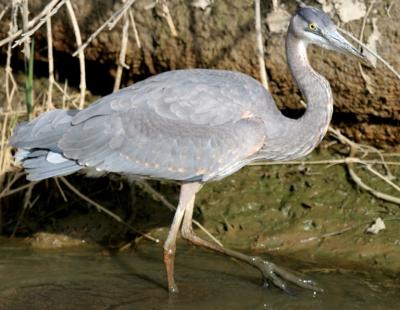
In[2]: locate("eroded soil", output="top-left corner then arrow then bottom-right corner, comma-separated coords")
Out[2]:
0,0 -> 399,145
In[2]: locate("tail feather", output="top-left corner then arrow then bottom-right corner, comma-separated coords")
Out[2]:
10,109 -> 83,181
21,150 -> 82,181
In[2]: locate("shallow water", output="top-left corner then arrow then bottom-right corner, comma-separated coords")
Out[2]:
0,239 -> 398,310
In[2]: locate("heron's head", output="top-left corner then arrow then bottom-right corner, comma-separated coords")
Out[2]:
289,6 -> 365,61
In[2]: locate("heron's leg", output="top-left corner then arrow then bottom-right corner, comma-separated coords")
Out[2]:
163,182 -> 202,293
180,195 -> 321,293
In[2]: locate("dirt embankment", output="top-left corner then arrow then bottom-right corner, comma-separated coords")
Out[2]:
0,0 -> 399,145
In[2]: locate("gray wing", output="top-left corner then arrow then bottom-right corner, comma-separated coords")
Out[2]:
58,70 -> 267,181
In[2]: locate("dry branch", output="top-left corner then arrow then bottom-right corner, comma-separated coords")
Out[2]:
20,0 -> 30,58
0,4 -> 9,22
357,0 -> 376,91
0,0 -> 62,48
46,17 -> 55,110
11,0 -> 67,48
330,128 -> 400,205
348,165 -> 400,205
363,164 -> 400,193
0,114 -> 9,174
65,0 -> 86,109
300,224 -> 358,244
72,0 -> 136,57
339,27 -> 400,81
113,11 -> 130,92
0,182 -> 38,199
160,0 -> 178,37
255,0 -> 269,90
129,8 -> 141,48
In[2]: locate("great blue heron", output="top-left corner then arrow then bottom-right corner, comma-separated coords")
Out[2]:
10,6 -> 365,293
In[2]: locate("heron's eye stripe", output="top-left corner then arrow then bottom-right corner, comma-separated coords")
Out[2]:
308,23 -> 317,31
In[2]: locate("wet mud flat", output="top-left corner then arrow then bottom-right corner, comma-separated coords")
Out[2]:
0,239 -> 399,310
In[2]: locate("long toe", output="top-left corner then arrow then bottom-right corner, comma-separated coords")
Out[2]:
272,263 -> 323,291
254,258 -> 323,293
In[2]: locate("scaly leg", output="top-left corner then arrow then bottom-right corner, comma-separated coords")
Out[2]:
163,182 -> 202,293
180,191 -> 322,293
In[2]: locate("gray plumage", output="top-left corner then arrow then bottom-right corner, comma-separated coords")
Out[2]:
9,6 -> 366,293
10,6 -> 365,185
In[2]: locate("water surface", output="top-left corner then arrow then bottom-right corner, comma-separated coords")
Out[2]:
0,239 -> 398,310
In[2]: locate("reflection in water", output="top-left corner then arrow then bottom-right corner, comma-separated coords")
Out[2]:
0,239 -> 398,310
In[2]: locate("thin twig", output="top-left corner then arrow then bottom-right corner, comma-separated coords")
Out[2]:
129,8 -> 141,48
338,27 -> 400,81
59,177 -> 159,243
272,0 -> 278,11
72,0 -> 136,57
357,0 -> 375,90
113,11 -> 130,92
11,182 -> 36,237
300,224 -> 358,244
255,0 -> 269,90
329,127 -> 394,179
359,0 -> 375,45
363,164 -> 400,193
329,127 -> 399,204
46,16 -> 55,110
0,172 -> 24,197
107,0 -> 137,30
5,40 -> 17,111
0,182 -> 38,199
20,0 -> 30,58
348,165 -> 400,204
381,153 -> 400,157
385,1 -> 394,17
65,0 -> 86,109
0,0 -> 61,48
61,80 -> 68,109
12,0 -> 67,48
0,114 -> 9,174
0,4 -> 9,22
5,4 -> 18,111
160,0 -> 178,37
54,177 -> 68,202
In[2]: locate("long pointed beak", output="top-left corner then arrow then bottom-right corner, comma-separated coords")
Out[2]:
325,30 -> 367,62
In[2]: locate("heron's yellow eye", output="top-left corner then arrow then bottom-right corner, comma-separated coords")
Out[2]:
308,23 -> 317,31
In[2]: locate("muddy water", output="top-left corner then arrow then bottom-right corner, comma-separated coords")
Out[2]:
0,239 -> 398,310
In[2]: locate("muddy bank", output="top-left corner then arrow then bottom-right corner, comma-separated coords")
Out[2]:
0,0 -> 399,145
194,148 -> 400,273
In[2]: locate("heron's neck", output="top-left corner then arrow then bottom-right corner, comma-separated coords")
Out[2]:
275,32 -> 333,160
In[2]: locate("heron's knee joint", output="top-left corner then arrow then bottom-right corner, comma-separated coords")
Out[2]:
181,227 -> 194,240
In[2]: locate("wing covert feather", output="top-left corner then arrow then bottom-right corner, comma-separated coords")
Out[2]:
59,112 -> 265,181
59,70 -> 269,181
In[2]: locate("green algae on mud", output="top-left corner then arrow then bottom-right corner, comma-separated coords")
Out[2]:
187,147 -> 400,274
